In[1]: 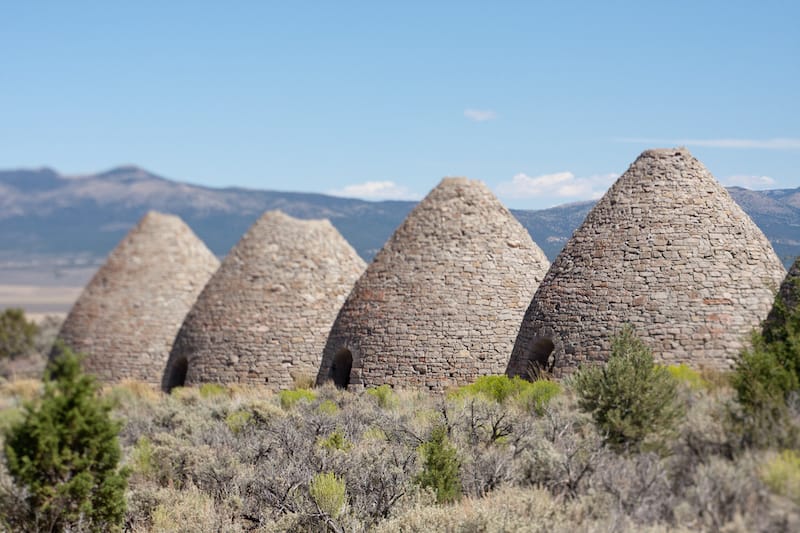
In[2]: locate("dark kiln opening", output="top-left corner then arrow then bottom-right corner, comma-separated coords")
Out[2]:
331,349 -> 353,389
526,337 -> 555,378
164,357 -> 188,392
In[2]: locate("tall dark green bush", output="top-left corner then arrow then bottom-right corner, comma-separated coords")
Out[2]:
0,308 -> 38,360
416,425 -> 462,503
3,346 -> 128,531
572,326 -> 683,452
761,267 -> 800,380
732,333 -> 797,416
732,265 -> 800,444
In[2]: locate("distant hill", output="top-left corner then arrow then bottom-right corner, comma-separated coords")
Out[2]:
0,166 -> 414,262
1,166 -> 798,269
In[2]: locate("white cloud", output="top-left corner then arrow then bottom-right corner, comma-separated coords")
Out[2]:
721,174 -> 776,189
496,171 -> 618,200
329,181 -> 420,201
464,109 -> 497,122
614,137 -> 800,150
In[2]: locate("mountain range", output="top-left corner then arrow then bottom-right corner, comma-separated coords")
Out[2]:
1,166 -> 798,270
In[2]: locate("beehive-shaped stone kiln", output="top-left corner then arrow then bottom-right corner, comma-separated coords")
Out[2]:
53,211 -> 219,384
317,177 -> 550,391
506,148 -> 786,378
163,210 -> 365,391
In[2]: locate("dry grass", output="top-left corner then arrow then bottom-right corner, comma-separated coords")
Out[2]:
104,380 -> 162,403
0,378 -> 42,405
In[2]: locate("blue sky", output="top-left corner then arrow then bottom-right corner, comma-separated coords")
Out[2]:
1,1 -> 798,209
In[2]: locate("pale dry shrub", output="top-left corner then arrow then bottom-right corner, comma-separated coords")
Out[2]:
370,485 -> 688,533
226,382 -> 275,402
373,486 -> 560,532
104,379 -> 161,403
107,372 -> 800,531
233,396 -> 421,530
289,369 -> 316,390
675,387 -> 738,463
446,395 -> 524,497
0,378 -> 41,406
518,394 -> 603,499
139,486 -> 242,533
332,439 -> 418,526
590,451 -> 674,524
681,454 -> 770,531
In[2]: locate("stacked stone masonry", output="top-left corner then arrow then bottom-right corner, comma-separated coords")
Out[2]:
317,177 -> 550,392
506,148 -> 786,378
164,210 -> 365,391
53,211 -> 219,385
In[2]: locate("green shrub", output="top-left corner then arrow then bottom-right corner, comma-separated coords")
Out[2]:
279,388 -> 316,409
666,363 -> 708,391
0,406 -> 23,434
731,269 -> 800,443
416,425 -> 462,503
3,347 -> 128,531
318,428 -> 351,451
450,375 -> 561,412
515,380 -> 562,414
317,399 -> 339,415
572,326 -> 684,452
451,375 -> 525,403
761,450 -> 800,505
198,383 -> 228,399
0,308 -> 38,360
366,384 -> 398,409
762,269 -> 800,380
309,471 -> 347,518
132,436 -> 154,474
224,410 -> 252,434
362,426 -> 387,441
732,335 -> 796,413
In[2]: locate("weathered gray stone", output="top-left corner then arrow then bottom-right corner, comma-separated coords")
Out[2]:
53,211 -> 219,384
163,210 -> 365,391
317,177 -> 550,392
507,148 -> 786,377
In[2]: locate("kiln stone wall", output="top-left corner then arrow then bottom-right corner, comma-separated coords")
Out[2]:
317,177 -> 550,392
53,211 -> 219,384
163,210 -> 365,391
507,148 -> 786,378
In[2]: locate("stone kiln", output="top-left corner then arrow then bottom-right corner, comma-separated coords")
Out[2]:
53,211 -> 219,384
317,177 -> 550,391
506,148 -> 786,377
163,210 -> 365,391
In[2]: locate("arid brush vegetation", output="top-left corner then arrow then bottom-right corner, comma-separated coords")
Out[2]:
0,310 -> 800,531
